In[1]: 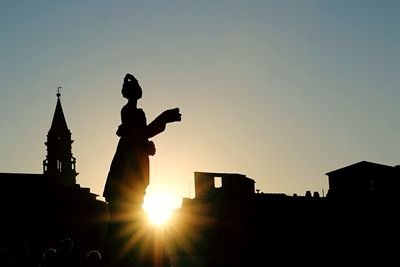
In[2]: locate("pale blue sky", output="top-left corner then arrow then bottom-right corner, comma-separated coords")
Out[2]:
1,0 -> 400,207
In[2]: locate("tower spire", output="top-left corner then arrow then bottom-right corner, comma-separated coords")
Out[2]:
49,88 -> 69,134
43,90 -> 78,187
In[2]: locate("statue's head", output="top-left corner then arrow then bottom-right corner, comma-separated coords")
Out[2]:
122,73 -> 142,100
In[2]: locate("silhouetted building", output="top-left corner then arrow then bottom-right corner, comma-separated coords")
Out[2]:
0,93 -> 108,261
194,172 -> 255,199
169,165 -> 400,267
326,160 -> 400,199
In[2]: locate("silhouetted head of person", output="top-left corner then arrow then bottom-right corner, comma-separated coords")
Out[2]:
42,248 -> 57,267
85,250 -> 101,266
122,73 -> 142,100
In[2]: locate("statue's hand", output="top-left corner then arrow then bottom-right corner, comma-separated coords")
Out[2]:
161,108 -> 182,123
147,141 -> 156,156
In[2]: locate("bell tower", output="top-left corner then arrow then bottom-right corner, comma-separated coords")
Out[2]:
43,88 -> 77,187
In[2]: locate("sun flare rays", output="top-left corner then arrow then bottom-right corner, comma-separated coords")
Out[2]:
143,191 -> 177,225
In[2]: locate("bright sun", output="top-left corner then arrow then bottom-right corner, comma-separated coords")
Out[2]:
142,191 -> 177,225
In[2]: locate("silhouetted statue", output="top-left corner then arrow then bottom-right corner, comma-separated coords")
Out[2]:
103,73 -> 181,266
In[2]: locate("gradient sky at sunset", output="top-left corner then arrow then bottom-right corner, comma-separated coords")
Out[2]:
1,1 -> 400,208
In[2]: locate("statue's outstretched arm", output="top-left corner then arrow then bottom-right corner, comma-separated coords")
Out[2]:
147,108 -> 181,138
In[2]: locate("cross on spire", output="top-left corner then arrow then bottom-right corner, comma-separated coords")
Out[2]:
57,87 -> 62,98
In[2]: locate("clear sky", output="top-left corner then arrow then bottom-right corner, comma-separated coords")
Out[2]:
1,0 -> 400,209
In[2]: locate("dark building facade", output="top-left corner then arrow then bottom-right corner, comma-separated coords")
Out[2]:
326,160 -> 400,199
169,164 -> 400,266
0,93 -> 109,262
